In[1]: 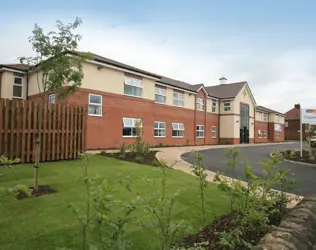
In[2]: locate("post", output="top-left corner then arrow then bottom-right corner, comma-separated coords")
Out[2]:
300,108 -> 303,158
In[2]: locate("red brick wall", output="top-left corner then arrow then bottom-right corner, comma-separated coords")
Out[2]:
254,121 -> 269,143
66,88 -> 219,149
268,122 -> 285,142
285,119 -> 308,140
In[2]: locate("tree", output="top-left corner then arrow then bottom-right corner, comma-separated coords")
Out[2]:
19,18 -> 91,191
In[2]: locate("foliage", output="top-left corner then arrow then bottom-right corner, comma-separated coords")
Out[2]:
19,18 -> 91,191
138,160 -> 191,250
172,242 -> 208,250
119,144 -> 127,159
213,150 -> 296,250
190,151 -> 208,225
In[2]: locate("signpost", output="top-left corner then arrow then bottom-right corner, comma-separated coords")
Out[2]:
300,109 -> 316,157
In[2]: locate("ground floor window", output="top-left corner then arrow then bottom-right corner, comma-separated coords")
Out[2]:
196,125 -> 204,138
276,131 -> 280,138
123,118 -> 142,137
212,126 -> 216,138
258,130 -> 262,138
263,130 -> 267,138
88,94 -> 102,116
154,121 -> 166,137
48,93 -> 56,104
172,123 -> 184,137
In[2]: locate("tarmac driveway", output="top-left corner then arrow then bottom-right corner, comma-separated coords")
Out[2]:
181,142 -> 316,196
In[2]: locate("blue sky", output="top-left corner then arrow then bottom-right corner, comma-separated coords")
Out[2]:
1,1 -> 316,112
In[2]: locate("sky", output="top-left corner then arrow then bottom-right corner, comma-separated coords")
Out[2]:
0,0 -> 315,112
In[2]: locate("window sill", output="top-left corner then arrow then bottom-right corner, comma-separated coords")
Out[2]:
155,101 -> 166,105
124,94 -> 143,99
172,104 -> 185,108
12,96 -> 23,99
196,137 -> 205,139
212,137 -> 217,139
122,136 -> 137,138
172,136 -> 184,138
88,114 -> 102,117
154,136 -> 166,138
197,109 -> 205,112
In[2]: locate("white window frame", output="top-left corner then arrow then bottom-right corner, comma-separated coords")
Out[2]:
276,130 -> 280,138
196,125 -> 205,138
13,76 -> 23,99
172,123 -> 184,138
257,112 -> 262,121
48,93 -> 56,104
173,91 -> 184,107
263,130 -> 267,138
155,86 -> 166,104
212,101 -> 216,112
212,126 -> 216,138
196,98 -> 205,111
285,121 -> 288,127
124,76 -> 143,97
276,115 -> 280,123
223,102 -> 231,112
122,118 -> 142,137
258,130 -> 262,138
88,94 -> 102,116
154,121 -> 166,137
263,113 -> 268,122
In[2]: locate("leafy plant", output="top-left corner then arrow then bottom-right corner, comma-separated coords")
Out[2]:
19,18 -> 91,191
190,151 -> 208,225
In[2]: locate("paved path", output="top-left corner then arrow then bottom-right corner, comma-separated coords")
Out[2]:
181,142 -> 315,197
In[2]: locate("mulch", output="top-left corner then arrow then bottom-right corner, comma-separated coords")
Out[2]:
103,151 -> 160,166
289,150 -> 316,164
17,185 -> 57,200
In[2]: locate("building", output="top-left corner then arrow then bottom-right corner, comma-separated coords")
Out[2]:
284,104 -> 309,140
0,53 -> 285,149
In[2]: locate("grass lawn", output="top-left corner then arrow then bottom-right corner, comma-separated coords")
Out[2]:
0,155 -> 229,250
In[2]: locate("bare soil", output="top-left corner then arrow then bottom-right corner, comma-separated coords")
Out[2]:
17,185 -> 57,200
102,151 -> 160,166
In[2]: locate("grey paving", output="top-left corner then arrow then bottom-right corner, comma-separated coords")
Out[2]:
181,143 -> 316,196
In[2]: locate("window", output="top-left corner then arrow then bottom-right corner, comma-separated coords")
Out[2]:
257,112 -> 262,121
154,121 -> 166,137
123,118 -> 142,137
88,94 -> 102,116
196,125 -> 204,138
285,121 -> 288,127
263,130 -> 267,138
258,130 -> 262,138
263,113 -> 268,122
276,115 -> 280,123
172,123 -> 184,137
13,76 -> 23,98
155,86 -> 166,104
212,126 -> 216,138
223,102 -> 231,111
212,101 -> 216,112
124,76 -> 143,97
276,131 -> 280,138
48,93 -> 56,104
173,92 -> 184,107
196,98 -> 205,111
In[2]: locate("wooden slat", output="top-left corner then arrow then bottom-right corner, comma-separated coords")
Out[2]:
69,105 -> 74,158
65,105 -> 70,159
21,101 -> 27,162
4,100 -> 10,157
33,102 -> 38,162
26,102 -> 32,162
10,100 -> 16,160
52,104 -> 56,161
0,99 -> 3,156
61,105 -> 66,160
42,103 -> 48,161
73,106 -> 78,158
82,107 -> 87,152
15,102 -> 20,160
77,107 -> 82,154
56,104 -> 61,161
47,103 -> 52,161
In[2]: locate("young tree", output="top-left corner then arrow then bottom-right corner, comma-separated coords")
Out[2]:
19,18 -> 91,191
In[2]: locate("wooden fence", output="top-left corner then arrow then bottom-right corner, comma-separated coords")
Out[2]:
0,99 -> 87,163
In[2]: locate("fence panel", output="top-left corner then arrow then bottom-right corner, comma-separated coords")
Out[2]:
0,99 -> 87,163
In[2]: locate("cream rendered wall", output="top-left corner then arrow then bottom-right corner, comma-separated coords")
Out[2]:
142,78 -> 156,100
249,118 -> 255,138
234,86 -> 255,117
269,113 -> 275,123
219,100 -> 235,114
28,71 -> 43,96
1,71 -> 27,99
220,115 -> 238,138
270,114 -> 285,124
207,99 -> 219,113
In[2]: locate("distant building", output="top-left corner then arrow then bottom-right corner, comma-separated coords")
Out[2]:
285,104 -> 309,140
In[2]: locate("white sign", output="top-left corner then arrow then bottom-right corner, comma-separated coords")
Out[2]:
301,109 -> 316,125
274,124 -> 282,132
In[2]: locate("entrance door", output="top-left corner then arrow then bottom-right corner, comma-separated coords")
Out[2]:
240,103 -> 249,143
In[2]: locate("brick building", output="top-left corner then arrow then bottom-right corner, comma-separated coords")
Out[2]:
0,53 -> 285,149
285,104 -> 309,140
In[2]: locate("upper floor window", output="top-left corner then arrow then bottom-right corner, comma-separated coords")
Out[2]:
285,121 -> 288,127
48,93 -> 56,104
263,113 -> 268,122
13,76 -> 23,98
257,112 -> 262,121
154,121 -> 166,137
172,123 -> 184,137
155,86 -> 166,104
276,115 -> 280,122
123,118 -> 142,137
173,91 -> 184,107
88,94 -> 102,116
196,98 -> 205,111
196,125 -> 205,138
124,76 -> 143,97
212,101 -> 216,112
223,102 -> 231,112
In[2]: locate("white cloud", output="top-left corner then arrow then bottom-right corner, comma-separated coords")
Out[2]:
1,16 -> 315,113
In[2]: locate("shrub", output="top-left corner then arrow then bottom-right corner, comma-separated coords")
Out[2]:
157,142 -> 164,148
100,150 -> 106,156
225,141 -> 231,145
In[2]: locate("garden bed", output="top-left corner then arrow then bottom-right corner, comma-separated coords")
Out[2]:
102,151 -> 160,166
281,149 -> 316,164
17,185 -> 57,200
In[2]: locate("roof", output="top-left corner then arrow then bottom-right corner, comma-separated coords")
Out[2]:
205,81 -> 246,99
256,105 -> 284,115
0,64 -> 29,71
285,107 -> 300,120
